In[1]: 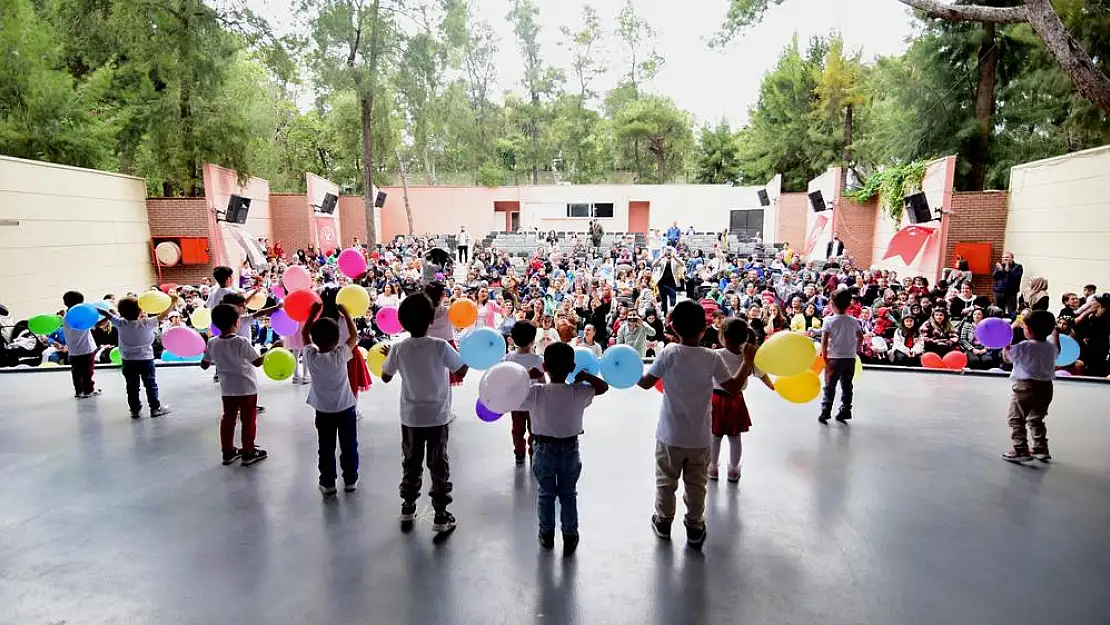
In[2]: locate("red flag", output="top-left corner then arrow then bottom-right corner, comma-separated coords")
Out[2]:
883,226 -> 935,264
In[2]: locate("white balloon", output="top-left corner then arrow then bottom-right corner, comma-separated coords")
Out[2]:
478,362 -> 531,414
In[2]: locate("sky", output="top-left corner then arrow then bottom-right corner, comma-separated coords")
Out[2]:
257,0 -> 917,126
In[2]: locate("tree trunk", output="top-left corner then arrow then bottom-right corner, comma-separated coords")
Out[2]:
359,0 -> 383,247
396,148 -> 415,235
970,22 -> 998,191
423,147 -> 434,185
842,103 -> 853,188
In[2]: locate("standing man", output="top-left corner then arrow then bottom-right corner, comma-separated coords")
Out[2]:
589,219 -> 604,250
665,221 -> 681,248
992,252 -> 1024,315
456,226 -> 470,264
826,232 -> 845,258
652,247 -> 686,315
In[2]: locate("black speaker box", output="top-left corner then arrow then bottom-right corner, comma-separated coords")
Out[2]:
757,189 -> 770,207
226,194 -> 251,224
318,192 -> 338,215
904,192 -> 933,224
808,190 -> 827,212
374,190 -> 387,208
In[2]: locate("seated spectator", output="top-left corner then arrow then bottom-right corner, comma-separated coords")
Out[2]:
958,308 -> 1001,370
921,308 -> 958,356
1059,292 -> 1082,320
1075,293 -> 1110,376
891,316 -> 924,366
1019,276 -> 1050,311
950,282 -> 977,320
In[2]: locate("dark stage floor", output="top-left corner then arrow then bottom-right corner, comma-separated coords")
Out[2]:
2,367 -> 1109,625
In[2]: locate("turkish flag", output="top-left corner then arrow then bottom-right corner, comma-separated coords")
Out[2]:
883,225 -> 935,264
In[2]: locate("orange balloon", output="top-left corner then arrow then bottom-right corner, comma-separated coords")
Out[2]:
810,353 -> 825,374
448,299 -> 479,329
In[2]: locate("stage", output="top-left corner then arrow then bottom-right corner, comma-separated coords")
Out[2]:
2,367 -> 1108,625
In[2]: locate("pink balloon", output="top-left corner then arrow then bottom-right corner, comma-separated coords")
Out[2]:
337,248 -> 368,279
376,305 -> 403,335
283,265 -> 312,292
271,284 -> 286,299
162,327 -> 206,358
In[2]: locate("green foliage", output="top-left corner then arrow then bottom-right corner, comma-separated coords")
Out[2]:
694,122 -> 742,184
613,95 -> 693,183
843,160 -> 928,222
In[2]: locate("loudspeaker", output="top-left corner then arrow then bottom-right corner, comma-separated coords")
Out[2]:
808,190 -> 827,212
904,192 -> 933,224
757,189 -> 770,207
318,192 -> 338,215
374,190 -> 387,208
225,194 -> 251,224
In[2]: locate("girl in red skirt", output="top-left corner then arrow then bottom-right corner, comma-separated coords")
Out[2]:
710,319 -> 774,482
320,287 -> 373,403
426,282 -> 464,386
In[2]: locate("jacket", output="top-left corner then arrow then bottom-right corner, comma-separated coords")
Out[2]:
992,262 -> 1023,295
617,322 -> 657,356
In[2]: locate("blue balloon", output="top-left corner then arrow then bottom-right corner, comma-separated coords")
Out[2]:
92,300 -> 112,311
64,304 -> 100,331
1056,334 -> 1080,367
567,347 -> 602,383
600,344 -> 644,389
458,327 -> 507,370
161,352 -> 203,363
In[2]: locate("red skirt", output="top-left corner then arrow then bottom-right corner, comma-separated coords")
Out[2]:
348,346 -> 373,393
711,390 -> 752,436
448,340 -> 464,386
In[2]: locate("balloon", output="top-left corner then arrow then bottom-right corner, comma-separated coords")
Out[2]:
448,299 -> 479,329
271,285 -> 286,299
599,344 -> 644,389
190,307 -> 211,329
270,309 -> 298,337
975,317 -> 1013,349
138,290 -> 172,314
989,367 -> 1004,373
375,306 -> 404,335
284,289 -> 321,323
435,272 -> 445,281
855,355 -> 863,378
262,347 -> 297,381
28,314 -> 62,335
1056,370 -> 1072,378
337,248 -> 368,278
459,327 -> 507,370
283,265 -> 312,292
921,352 -> 944,369
336,284 -> 371,317
654,378 -> 664,393
478,362 -> 531,413
366,342 -> 389,378
753,331 -> 817,377
109,347 -> 122,365
567,347 -> 602,383
92,300 -> 113,311
810,353 -> 825,374
775,371 -> 821,404
159,282 -> 178,294
161,351 -> 203,362
1055,334 -> 1080,367
162,326 -> 206,358
246,291 -> 267,311
64,304 -> 100,331
476,399 -> 504,422
942,350 -> 968,371
210,324 -> 221,337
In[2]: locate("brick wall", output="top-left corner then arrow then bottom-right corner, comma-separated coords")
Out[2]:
776,193 -> 808,247
834,198 -> 879,269
270,194 -> 312,255
339,196 -> 368,246
947,191 -> 1009,294
146,198 -> 212,284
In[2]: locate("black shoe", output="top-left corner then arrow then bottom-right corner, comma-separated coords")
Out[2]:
836,409 -> 852,422
1032,450 -> 1052,463
539,531 -> 555,550
130,411 -> 142,420
221,448 -> 242,465
257,405 -> 266,414
319,483 -> 338,496
240,448 -> 268,466
651,515 -> 672,540
515,453 -> 525,466
563,532 -> 579,555
433,511 -> 457,534
344,480 -> 358,492
686,523 -> 707,549
818,414 -> 830,425
400,502 -> 417,531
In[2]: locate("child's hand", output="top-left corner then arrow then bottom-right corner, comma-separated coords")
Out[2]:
379,344 -> 391,358
743,342 -> 757,359
337,303 -> 350,317
529,367 -> 545,380
309,301 -> 323,319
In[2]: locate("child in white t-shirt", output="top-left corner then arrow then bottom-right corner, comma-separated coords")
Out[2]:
710,318 -> 774,483
202,304 -> 265,467
62,290 -> 99,398
638,300 -> 755,549
504,320 -> 545,465
302,301 -> 360,495
381,293 -> 469,537
105,295 -> 176,418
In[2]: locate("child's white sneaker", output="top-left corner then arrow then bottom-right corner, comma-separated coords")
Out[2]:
707,464 -> 719,481
727,466 -> 741,483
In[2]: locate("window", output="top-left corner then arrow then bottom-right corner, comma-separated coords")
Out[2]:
567,203 -> 591,218
565,202 -> 614,218
593,203 -> 614,218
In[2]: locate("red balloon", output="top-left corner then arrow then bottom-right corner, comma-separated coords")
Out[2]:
654,378 -> 664,393
942,350 -> 968,371
284,289 -> 321,322
921,352 -> 944,369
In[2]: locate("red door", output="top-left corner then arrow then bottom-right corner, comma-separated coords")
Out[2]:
628,201 -> 650,234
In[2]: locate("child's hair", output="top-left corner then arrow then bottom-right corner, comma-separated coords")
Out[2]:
309,317 -> 341,350
832,289 -> 852,312
63,291 -> 85,307
213,266 -> 234,286
721,317 -> 751,346
425,281 -> 446,304
542,341 -> 575,380
212,304 -> 240,333
221,292 -> 246,308
117,297 -> 141,321
1084,284 -> 1097,293
510,320 -> 538,348
669,300 -> 707,340
398,293 -> 435,335
1024,310 -> 1055,341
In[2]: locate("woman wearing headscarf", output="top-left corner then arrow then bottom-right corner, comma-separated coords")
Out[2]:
1019,277 -> 1050,312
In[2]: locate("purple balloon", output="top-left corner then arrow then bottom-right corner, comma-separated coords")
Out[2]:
435,272 -> 445,281
476,399 -> 503,422
210,323 -> 221,337
976,317 -> 1012,349
1056,370 -> 1072,377
270,309 -> 298,336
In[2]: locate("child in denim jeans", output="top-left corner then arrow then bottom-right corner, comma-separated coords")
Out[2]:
819,289 -> 864,425
518,342 -> 608,554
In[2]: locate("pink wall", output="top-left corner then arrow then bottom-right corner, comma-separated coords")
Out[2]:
868,156 -> 956,281
201,163 -> 271,271
379,186 -> 505,241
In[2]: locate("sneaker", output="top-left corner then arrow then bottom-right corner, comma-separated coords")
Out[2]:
400,502 -> 417,530
89,389 -> 102,397
538,531 -> 555,550
686,523 -> 707,549
221,448 -> 242,466
257,406 -> 266,414
835,409 -> 852,423
344,480 -> 358,492
563,532 -> 580,555
433,511 -> 457,534
130,411 -> 142,420
651,515 -> 672,540
151,406 -> 171,418
240,448 -> 268,466
727,466 -> 741,483
1032,450 -> 1052,462
319,483 -> 338,496
708,464 -> 719,481
515,453 -> 525,466
291,375 -> 303,385
818,413 -> 830,425
1001,449 -> 1033,464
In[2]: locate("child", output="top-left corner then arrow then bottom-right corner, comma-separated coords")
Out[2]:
318,287 -> 372,404
62,291 -> 99,398
206,265 -> 237,383
638,300 -> 756,549
381,294 -> 469,536
1001,310 -> 1058,463
302,301 -> 360,494
710,318 -> 774,482
819,289 -> 864,425
201,304 -> 266,466
518,342 -> 608,553
505,321 -> 544,465
104,296 -> 175,418
427,282 -> 464,387
222,292 -> 273,413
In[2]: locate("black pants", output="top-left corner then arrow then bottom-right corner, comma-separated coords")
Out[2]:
400,424 -> 453,510
820,357 -> 855,416
69,353 -> 95,395
122,359 -> 160,413
995,292 -> 1018,315
457,245 -> 468,263
316,407 -> 359,487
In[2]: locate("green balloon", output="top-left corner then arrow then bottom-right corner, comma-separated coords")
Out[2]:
109,347 -> 122,365
28,314 -> 63,335
262,347 -> 297,381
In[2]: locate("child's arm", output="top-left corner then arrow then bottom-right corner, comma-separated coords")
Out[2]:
380,344 -> 394,383
820,328 -> 830,361
302,302 -> 323,347
637,372 -> 659,390
759,373 -> 775,391
156,295 -> 180,321
338,304 -> 358,350
529,367 -> 546,380
576,370 -> 609,396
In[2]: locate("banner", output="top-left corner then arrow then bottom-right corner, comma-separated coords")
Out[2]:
314,215 -> 339,254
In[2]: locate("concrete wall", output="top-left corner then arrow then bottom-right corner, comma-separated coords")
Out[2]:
201,165 -> 271,274
1005,145 -> 1110,297
0,156 -> 155,320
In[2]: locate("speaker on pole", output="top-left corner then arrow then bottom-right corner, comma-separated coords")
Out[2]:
374,190 -> 387,208
808,190 -> 827,212
224,194 -> 251,224
904,192 -> 933,224
757,189 -> 770,207
317,192 -> 338,215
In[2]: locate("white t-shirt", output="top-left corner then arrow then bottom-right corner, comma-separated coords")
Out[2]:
204,335 -> 260,396
429,306 -> 455,341
647,344 -> 731,449
112,317 -> 159,361
304,344 -> 356,413
823,314 -> 861,359
381,336 -> 465,427
505,351 -> 544,385
63,318 -> 96,357
712,348 -> 763,392
206,286 -> 237,309
1010,340 -> 1057,382
519,384 -> 596,438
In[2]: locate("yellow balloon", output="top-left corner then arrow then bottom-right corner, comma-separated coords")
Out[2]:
366,342 -> 389,378
246,291 -> 268,311
190,307 -> 211,329
775,371 -> 822,404
336,284 -> 371,317
855,356 -> 863,378
754,331 -> 817,377
138,290 -> 171,314
790,314 -> 806,332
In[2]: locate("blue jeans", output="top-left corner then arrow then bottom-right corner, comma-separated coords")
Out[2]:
821,357 -> 855,416
532,438 -> 582,535
121,359 -> 159,413
659,284 -> 678,315
315,407 -> 359,487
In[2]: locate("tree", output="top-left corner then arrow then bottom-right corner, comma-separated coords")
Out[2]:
809,35 -> 866,185
559,6 -> 605,103
613,95 -> 694,183
616,0 -> 663,96
507,0 -> 562,184
695,122 -> 742,184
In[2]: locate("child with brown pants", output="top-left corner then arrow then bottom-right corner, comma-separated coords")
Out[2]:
1002,310 -> 1058,463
